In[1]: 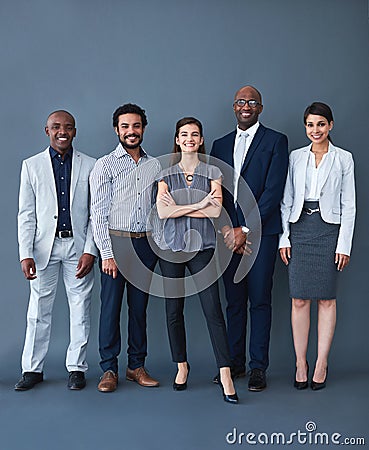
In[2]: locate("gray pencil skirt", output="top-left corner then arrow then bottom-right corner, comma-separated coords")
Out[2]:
288,201 -> 340,300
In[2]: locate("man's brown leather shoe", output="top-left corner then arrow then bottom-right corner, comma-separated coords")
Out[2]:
126,367 -> 159,387
97,370 -> 118,392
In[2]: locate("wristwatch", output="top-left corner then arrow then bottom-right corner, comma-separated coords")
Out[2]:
241,226 -> 250,234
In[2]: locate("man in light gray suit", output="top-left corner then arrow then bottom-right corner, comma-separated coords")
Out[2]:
15,110 -> 97,391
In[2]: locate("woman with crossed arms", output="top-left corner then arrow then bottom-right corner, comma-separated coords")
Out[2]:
155,117 -> 238,403
279,102 -> 356,390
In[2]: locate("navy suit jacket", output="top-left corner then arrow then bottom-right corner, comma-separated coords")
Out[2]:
210,124 -> 289,236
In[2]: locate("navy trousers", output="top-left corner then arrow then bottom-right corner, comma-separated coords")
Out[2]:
99,237 -> 157,373
222,234 -> 279,372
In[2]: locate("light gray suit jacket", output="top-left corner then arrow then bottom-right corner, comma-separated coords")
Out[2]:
279,142 -> 356,256
18,147 -> 98,270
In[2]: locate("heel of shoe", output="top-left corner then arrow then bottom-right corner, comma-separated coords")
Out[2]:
173,362 -> 190,391
219,377 -> 238,404
311,366 -> 328,390
223,392 -> 239,404
294,362 -> 309,390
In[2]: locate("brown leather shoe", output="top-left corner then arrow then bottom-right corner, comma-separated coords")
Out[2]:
126,367 -> 159,387
97,370 -> 118,392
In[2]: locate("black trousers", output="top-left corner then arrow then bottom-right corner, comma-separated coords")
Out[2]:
159,248 -> 231,368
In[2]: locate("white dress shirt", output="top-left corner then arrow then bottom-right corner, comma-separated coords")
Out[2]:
233,122 -> 259,202
304,146 -> 334,200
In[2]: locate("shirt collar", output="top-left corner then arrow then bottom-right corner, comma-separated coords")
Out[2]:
49,146 -> 73,159
114,142 -> 148,159
308,141 -> 335,154
236,121 -> 260,139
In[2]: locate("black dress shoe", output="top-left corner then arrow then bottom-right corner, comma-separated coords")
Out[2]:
15,372 -> 43,391
173,363 -> 190,391
294,362 -> 309,390
68,371 -> 86,390
213,366 -> 246,384
248,368 -> 266,392
311,366 -> 328,391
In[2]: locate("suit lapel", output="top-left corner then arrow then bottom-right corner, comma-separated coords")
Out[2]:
319,143 -> 336,190
298,146 -> 310,189
226,131 -> 236,167
71,150 -> 81,202
42,148 -> 57,200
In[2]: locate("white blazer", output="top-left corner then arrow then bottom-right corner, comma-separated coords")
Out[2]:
18,147 -> 98,270
279,142 -> 356,256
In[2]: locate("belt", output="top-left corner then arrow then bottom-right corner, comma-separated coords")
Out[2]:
109,229 -> 151,239
55,230 -> 73,238
303,207 -> 320,215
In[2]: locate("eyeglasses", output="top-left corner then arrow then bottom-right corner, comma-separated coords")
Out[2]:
233,99 -> 261,108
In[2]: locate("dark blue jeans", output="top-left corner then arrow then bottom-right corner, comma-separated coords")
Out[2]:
159,248 -> 231,368
99,236 -> 157,373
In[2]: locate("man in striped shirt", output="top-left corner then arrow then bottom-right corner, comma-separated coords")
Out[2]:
90,103 -> 161,392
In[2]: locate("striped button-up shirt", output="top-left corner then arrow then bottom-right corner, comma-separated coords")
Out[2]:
90,143 -> 161,259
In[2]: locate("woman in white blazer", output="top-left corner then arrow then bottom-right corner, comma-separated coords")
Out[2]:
279,102 -> 355,390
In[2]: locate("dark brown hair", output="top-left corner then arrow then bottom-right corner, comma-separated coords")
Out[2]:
171,117 -> 206,165
303,102 -> 334,124
303,102 -> 334,143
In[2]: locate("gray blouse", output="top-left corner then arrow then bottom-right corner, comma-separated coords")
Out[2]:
154,161 -> 222,252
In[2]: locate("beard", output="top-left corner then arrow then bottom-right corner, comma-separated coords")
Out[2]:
119,133 -> 143,151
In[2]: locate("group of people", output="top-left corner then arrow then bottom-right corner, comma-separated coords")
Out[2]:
15,85 -> 356,404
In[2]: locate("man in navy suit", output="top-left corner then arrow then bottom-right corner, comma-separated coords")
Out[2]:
210,85 -> 288,391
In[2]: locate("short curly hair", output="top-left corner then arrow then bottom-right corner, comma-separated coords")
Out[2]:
112,103 -> 148,128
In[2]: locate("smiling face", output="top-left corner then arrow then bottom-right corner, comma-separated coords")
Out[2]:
115,113 -> 145,151
233,86 -> 263,130
175,123 -> 204,153
305,114 -> 333,145
45,111 -> 76,154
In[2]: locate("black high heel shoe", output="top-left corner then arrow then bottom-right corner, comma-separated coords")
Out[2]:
173,362 -> 190,391
222,389 -> 239,404
311,366 -> 328,391
219,376 -> 238,404
294,362 -> 309,390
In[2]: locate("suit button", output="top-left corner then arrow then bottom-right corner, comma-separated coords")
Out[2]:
54,216 -> 57,219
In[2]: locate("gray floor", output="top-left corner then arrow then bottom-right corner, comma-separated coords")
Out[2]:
1,359 -> 368,450
2,277 -> 368,449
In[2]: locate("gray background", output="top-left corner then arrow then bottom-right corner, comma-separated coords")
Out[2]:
0,0 -> 368,449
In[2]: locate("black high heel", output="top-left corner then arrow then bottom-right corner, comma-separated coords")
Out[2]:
223,389 -> 239,404
173,362 -> 190,391
294,362 -> 309,390
311,366 -> 328,391
219,373 -> 239,404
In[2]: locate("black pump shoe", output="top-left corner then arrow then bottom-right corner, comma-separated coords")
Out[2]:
294,362 -> 309,390
220,384 -> 239,404
173,363 -> 190,391
219,377 -> 239,404
223,391 -> 239,404
311,366 -> 328,391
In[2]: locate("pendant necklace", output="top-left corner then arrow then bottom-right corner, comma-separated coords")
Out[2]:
179,162 -> 197,182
